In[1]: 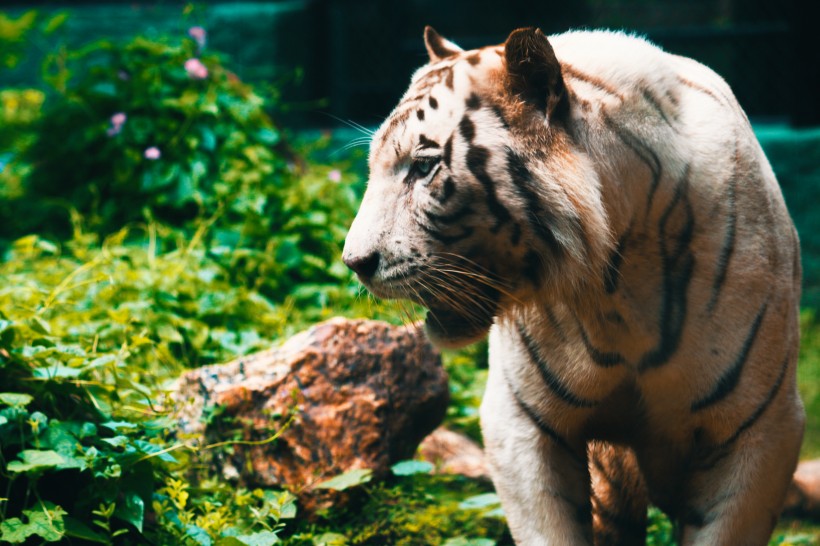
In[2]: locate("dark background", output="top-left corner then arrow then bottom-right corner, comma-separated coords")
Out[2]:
1,0 -> 818,128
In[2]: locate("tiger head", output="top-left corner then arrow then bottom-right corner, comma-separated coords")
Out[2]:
343,27 -> 610,348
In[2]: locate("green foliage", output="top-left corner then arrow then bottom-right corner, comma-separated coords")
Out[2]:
1,24 -> 364,311
20,26 -> 286,234
314,469 -> 373,492
0,12 -> 375,544
647,507 -> 676,546
285,475 -> 511,546
151,478 -> 296,545
0,501 -> 67,543
798,310 -> 820,458
390,460 -> 434,477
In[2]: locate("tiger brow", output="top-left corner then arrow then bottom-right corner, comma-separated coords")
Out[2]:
417,134 -> 441,150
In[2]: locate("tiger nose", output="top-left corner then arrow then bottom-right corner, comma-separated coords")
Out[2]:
344,252 -> 380,279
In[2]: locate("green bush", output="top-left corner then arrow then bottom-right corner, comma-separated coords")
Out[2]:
2,22 -> 363,309
20,26 -> 287,234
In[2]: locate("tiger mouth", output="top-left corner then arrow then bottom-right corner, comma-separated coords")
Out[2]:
364,262 -> 503,346
421,279 -> 502,347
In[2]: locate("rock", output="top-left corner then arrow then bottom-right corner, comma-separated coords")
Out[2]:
419,427 -> 490,480
783,459 -> 820,518
172,317 -> 448,512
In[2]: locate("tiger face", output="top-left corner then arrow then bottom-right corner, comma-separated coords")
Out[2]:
343,27 -> 608,348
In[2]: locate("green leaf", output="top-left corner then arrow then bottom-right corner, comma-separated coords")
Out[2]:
314,468 -> 372,491
233,531 -> 279,546
34,364 -> 83,379
28,315 -> 52,335
84,354 -> 117,370
390,460 -> 433,476
442,539 -> 495,546
24,502 -> 66,542
0,518 -> 30,543
0,502 -> 67,543
0,392 -> 34,407
186,524 -> 212,546
100,420 -> 137,431
312,533 -> 347,546
64,517 -> 108,543
7,449 -> 65,473
216,539 -> 246,546
43,12 -> 68,34
101,435 -> 130,448
133,439 -> 177,462
257,128 -> 280,146
458,493 -> 501,510
114,491 -> 145,532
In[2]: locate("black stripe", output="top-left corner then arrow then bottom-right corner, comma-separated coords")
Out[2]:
506,149 -> 564,254
603,113 -> 662,213
510,222 -> 522,246
706,151 -> 738,314
690,302 -> 768,412
576,319 -> 625,367
442,135 -> 453,168
466,93 -> 481,110
604,225 -> 632,294
459,115 -> 475,142
638,170 -> 695,372
466,145 -> 512,232
517,322 -> 598,408
417,134 -> 439,149
416,109 -> 425,121
491,104 -> 510,129
523,250 -> 542,286
642,88 -> 676,129
420,223 -> 473,245
429,95 -> 439,109
440,177 -> 455,202
718,351 -> 790,447
504,371 -> 585,467
424,204 -> 474,225
677,76 -> 725,107
563,64 -> 625,99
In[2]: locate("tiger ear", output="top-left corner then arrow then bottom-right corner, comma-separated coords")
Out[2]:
424,26 -> 463,63
504,27 -> 568,120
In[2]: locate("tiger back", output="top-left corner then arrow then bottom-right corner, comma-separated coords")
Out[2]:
342,26 -> 804,546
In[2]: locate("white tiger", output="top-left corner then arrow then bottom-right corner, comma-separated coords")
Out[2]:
343,26 -> 804,545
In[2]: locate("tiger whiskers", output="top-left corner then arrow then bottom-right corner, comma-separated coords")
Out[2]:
416,271 -> 498,330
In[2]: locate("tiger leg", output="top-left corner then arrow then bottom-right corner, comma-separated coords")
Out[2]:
589,442 -> 649,546
678,390 -> 804,545
481,363 -> 593,545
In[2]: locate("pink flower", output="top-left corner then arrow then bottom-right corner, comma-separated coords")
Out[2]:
144,146 -> 161,160
328,169 -> 342,183
111,112 -> 126,126
107,112 -> 127,136
184,58 -> 208,80
188,26 -> 206,49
